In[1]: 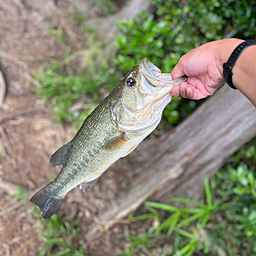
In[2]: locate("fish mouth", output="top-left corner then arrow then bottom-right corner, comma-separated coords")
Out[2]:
140,58 -> 173,87
140,57 -> 186,87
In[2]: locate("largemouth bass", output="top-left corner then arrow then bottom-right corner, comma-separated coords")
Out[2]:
30,58 -> 186,219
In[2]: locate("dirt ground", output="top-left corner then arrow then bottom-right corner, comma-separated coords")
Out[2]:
0,1 -> 154,255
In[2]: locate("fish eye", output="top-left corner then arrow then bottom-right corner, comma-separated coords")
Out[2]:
126,77 -> 136,87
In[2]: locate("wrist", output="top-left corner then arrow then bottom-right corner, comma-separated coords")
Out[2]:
216,39 -> 244,81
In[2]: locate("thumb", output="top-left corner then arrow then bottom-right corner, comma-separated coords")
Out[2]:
171,58 -> 186,80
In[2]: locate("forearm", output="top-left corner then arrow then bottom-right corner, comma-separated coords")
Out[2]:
217,39 -> 256,106
232,45 -> 256,106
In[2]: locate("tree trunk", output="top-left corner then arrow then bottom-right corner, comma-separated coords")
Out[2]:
86,0 -> 152,41
86,0 -> 152,60
86,85 -> 256,239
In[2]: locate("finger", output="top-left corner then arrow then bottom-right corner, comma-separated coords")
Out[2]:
171,84 -> 181,98
192,88 -> 207,100
179,82 -> 188,98
186,85 -> 194,99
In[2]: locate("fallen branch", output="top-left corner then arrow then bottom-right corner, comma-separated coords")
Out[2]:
0,106 -> 51,123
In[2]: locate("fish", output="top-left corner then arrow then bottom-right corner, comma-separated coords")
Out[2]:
30,58 -> 186,219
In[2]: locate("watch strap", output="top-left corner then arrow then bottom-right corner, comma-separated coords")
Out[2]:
223,40 -> 256,90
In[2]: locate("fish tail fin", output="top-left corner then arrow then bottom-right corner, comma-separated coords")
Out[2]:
30,184 -> 64,219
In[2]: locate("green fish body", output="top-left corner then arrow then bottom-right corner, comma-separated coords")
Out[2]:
30,58 -> 186,218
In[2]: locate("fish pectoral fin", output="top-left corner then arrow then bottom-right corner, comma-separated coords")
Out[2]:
79,178 -> 99,193
50,141 -> 72,167
103,133 -> 129,151
122,144 -> 139,157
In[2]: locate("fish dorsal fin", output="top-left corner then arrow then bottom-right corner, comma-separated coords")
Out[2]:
50,141 -> 72,167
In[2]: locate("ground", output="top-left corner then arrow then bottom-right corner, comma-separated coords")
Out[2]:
0,1 -> 149,255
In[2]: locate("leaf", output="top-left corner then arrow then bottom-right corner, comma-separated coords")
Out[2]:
204,179 -> 212,208
249,210 -> 256,221
233,187 -> 249,195
167,212 -> 181,236
156,213 -> 177,233
145,201 -> 178,212
177,210 -> 207,228
176,229 -> 195,239
171,198 -> 205,208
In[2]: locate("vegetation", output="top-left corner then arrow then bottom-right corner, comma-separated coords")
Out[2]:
119,180 -> 220,256
31,210 -> 86,256
209,139 -> 256,256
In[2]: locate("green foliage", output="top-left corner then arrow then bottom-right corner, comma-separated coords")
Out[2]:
66,12 -> 95,34
119,179 -> 220,256
215,0 -> 256,38
209,138 -> 256,255
34,58 -> 119,125
31,208 -> 86,256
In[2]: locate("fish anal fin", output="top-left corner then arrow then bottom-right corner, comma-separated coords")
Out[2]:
122,144 -> 139,157
79,178 -> 99,193
50,141 -> 72,167
103,133 -> 129,151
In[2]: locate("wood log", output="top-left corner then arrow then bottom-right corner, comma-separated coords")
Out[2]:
86,85 -> 256,239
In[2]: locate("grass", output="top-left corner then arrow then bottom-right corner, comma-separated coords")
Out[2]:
31,209 -> 86,256
119,179 -> 221,256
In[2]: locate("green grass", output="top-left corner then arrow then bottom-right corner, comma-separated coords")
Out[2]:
119,179 -> 221,256
31,208 -> 87,256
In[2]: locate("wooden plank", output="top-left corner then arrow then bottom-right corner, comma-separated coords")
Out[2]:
86,85 -> 256,239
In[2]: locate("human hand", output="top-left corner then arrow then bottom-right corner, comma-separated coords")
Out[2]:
171,40 -> 234,100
